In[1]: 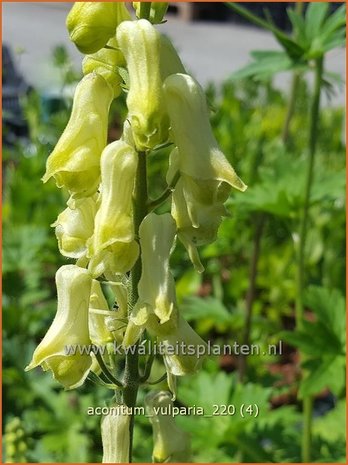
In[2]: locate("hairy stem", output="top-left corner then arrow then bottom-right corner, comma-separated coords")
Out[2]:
296,57 -> 323,463
123,150 -> 148,462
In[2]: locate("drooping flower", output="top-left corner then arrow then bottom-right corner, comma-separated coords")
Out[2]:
145,391 -> 191,462
101,404 -> 131,463
123,212 -> 177,347
66,2 -> 130,54
163,73 -> 247,270
52,195 -> 97,259
25,265 -> 92,389
42,73 -> 113,197
159,314 -> 207,376
117,19 -> 169,151
87,140 -> 139,278
82,37 -> 125,98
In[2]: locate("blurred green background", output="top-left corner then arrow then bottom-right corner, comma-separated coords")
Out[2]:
2,4 -> 346,463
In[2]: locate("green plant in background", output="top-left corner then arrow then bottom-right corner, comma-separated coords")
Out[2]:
3,2 -> 345,464
20,2 -> 247,462
228,2 -> 346,462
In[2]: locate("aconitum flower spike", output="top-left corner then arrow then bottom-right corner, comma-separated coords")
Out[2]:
67,2 -> 130,54
145,391 -> 191,462
87,140 -> 139,278
42,73 -> 113,197
117,19 -> 169,151
25,265 -> 92,389
52,195 -> 97,259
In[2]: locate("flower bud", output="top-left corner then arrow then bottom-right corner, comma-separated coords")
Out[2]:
25,265 -> 93,389
87,140 -> 139,278
101,404 -> 131,463
52,195 -> 97,259
159,314 -> 207,376
133,2 -> 168,24
82,37 -> 125,98
145,391 -> 191,462
67,2 -> 130,54
123,213 -> 177,346
117,19 -> 169,150
42,73 -> 113,197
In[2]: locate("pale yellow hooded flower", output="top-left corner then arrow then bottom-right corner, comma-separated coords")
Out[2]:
123,212 -> 177,347
25,265 -> 92,389
159,314 -> 207,376
67,2 -> 130,54
52,195 -> 97,259
87,140 -> 139,278
117,19 -> 169,151
163,73 -> 247,270
43,73 -> 113,197
145,391 -> 191,462
101,404 -> 131,463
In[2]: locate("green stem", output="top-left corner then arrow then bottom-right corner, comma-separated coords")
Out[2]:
139,2 -> 152,21
281,2 -> 304,145
148,170 -> 180,210
123,151 -> 148,463
295,57 -> 323,329
296,57 -> 323,464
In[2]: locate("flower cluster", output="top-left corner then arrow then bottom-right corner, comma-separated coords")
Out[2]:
27,2 -> 246,462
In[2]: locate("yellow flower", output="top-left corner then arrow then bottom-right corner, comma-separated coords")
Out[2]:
42,73 -> 113,197
163,74 -> 247,270
145,391 -> 191,462
25,265 -> 92,389
82,37 -> 125,98
159,314 -> 207,376
52,195 -> 97,259
117,19 -> 169,151
123,212 -> 177,347
66,2 -> 130,54
87,140 -> 139,278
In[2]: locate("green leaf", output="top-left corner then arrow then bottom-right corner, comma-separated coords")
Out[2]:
299,355 -> 345,397
287,6 -> 307,47
321,4 -> 346,41
181,296 -> 232,324
305,3 -> 329,42
231,50 -> 295,81
304,286 -> 346,349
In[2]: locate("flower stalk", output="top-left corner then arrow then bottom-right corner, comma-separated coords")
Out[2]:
296,56 -> 323,464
